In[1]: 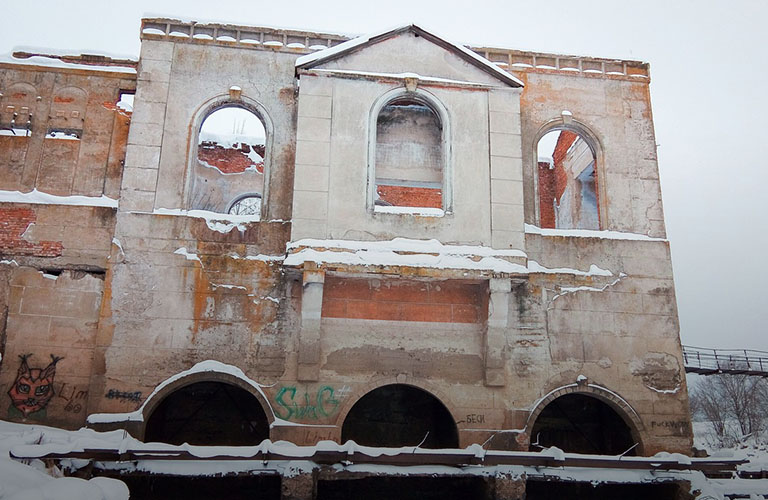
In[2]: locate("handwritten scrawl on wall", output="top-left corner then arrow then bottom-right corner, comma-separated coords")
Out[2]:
7,354 -> 62,418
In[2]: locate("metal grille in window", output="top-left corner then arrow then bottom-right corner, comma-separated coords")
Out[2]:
228,195 -> 261,216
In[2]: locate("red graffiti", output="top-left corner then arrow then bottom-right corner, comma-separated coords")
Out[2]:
7,354 -> 62,416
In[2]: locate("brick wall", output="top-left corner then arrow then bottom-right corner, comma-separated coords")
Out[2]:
376,185 -> 442,209
197,143 -> 264,174
321,277 -> 487,323
0,207 -> 63,257
538,162 -> 556,229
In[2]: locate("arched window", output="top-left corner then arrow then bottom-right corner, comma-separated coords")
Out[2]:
537,128 -> 599,230
371,93 -> 447,214
529,393 -> 636,455
342,384 -> 458,449
144,381 -> 270,445
189,104 -> 267,216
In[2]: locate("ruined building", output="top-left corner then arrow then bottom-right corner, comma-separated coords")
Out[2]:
0,19 -> 691,460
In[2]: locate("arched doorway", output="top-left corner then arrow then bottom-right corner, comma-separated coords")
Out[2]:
144,381 -> 270,446
341,384 -> 458,449
528,394 -> 637,455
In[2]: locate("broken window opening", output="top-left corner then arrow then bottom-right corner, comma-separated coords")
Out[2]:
45,128 -> 81,140
529,394 -> 636,455
374,96 -> 444,212
537,129 -> 599,230
190,104 -> 267,215
144,381 -> 270,446
341,384 -> 458,449
0,82 -> 36,138
117,90 -> 135,113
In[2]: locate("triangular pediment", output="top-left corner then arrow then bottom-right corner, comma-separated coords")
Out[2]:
296,25 -> 523,88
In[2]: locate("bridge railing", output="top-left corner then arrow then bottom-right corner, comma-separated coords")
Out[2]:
683,345 -> 768,376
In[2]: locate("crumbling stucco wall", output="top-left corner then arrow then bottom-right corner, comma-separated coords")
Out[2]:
291,32 -> 525,250
94,33 -> 301,416
0,62 -> 130,427
120,39 -> 297,221
0,65 -> 134,197
0,21 -> 692,455
0,266 -> 104,428
518,233 -> 691,453
518,72 -> 665,238
88,213 -> 290,418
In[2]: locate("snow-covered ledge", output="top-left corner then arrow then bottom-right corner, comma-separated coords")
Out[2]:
284,238 -> 613,279
525,224 -> 666,242
0,189 -> 118,208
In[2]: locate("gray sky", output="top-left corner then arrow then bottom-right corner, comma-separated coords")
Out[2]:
2,0 -> 766,350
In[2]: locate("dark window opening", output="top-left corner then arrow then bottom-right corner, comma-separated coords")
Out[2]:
526,479 -> 682,500
144,381 -> 269,446
375,97 -> 443,210
529,394 -> 636,455
100,473 -> 280,500
537,129 -> 599,229
341,384 -> 458,449
318,476 -> 489,500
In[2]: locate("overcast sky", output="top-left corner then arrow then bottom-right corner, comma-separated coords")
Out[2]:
2,0 -> 766,351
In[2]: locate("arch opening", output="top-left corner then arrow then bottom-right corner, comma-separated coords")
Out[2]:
529,394 -> 636,455
537,128 -> 599,230
341,384 -> 458,449
374,96 -> 444,210
190,105 -> 267,216
144,381 -> 269,446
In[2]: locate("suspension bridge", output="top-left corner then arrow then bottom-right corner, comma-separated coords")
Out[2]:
683,345 -> 768,376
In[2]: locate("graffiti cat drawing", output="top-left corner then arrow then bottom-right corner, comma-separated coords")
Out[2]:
7,354 -> 62,416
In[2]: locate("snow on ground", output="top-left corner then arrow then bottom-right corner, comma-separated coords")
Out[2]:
0,421 -> 128,499
0,417 -> 767,499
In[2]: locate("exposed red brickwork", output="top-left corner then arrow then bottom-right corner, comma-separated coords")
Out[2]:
538,161 -> 556,229
552,130 -> 577,167
322,278 -> 487,323
538,131 -> 579,229
197,143 -> 264,174
0,207 -> 63,257
376,185 -> 442,209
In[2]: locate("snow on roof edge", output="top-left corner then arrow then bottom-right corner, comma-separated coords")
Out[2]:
0,53 -> 136,75
295,24 -> 524,88
12,45 -> 138,62
141,14 -> 354,39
